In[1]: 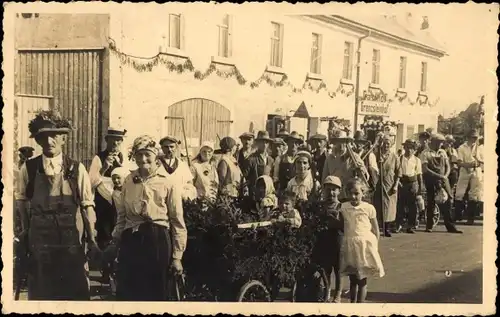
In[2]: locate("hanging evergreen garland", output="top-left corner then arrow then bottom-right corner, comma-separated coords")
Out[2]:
108,37 -> 343,99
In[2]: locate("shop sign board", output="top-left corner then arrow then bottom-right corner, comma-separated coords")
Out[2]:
359,100 -> 391,117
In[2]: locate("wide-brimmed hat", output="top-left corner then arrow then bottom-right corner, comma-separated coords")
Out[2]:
106,127 -> 127,139
18,146 -> 35,154
239,132 -> 255,140
159,136 -> 181,145
277,129 -> 289,138
28,110 -> 73,138
402,139 -> 417,148
329,129 -> 353,143
255,130 -> 272,142
467,129 -> 480,138
431,133 -> 446,142
323,175 -> 342,188
308,134 -> 327,142
418,131 -> 431,140
284,131 -> 303,143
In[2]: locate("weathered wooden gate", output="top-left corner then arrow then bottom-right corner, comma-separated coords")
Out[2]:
14,48 -> 104,168
166,98 -> 231,150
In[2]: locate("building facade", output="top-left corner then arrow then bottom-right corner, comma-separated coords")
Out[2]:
109,11 -> 445,154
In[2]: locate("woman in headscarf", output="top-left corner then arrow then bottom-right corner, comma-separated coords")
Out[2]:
191,141 -> 219,200
373,135 -> 401,237
106,135 -> 187,301
253,175 -> 278,220
217,136 -> 245,198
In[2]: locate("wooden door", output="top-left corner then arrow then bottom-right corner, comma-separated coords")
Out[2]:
167,98 -> 231,151
14,95 -> 52,163
15,49 -> 104,169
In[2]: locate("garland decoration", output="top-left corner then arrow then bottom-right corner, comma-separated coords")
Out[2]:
108,37 -> 341,99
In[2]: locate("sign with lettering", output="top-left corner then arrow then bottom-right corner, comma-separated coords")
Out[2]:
359,101 -> 391,117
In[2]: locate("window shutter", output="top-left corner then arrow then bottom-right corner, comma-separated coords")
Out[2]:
180,14 -> 186,51
279,23 -> 284,67
227,15 -> 233,58
317,34 -> 323,73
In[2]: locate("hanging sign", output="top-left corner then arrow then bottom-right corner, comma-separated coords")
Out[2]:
359,100 -> 391,117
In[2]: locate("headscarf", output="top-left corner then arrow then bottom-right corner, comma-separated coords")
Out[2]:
256,175 -> 278,210
220,136 -> 236,153
131,135 -> 161,156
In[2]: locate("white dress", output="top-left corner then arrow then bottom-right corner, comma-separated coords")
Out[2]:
340,201 -> 385,279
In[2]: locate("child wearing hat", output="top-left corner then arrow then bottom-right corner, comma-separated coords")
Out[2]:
286,151 -> 318,202
311,176 -> 344,303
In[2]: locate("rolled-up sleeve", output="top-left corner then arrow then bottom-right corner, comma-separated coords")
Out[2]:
88,155 -> 103,190
15,164 -> 29,201
167,182 -> 187,260
77,163 -> 97,232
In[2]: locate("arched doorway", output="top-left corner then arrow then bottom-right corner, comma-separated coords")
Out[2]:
166,98 -> 231,149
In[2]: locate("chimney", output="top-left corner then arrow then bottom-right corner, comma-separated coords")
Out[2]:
421,16 -> 429,30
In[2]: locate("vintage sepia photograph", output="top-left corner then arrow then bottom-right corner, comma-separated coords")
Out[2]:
2,2 -> 497,315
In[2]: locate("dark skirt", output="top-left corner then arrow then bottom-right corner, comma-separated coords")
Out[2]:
116,223 -> 173,301
94,191 -> 116,250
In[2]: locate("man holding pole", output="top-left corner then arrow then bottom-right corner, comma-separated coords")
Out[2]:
15,110 -> 99,300
455,129 -> 483,225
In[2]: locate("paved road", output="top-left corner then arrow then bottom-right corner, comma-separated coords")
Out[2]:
17,221 -> 483,303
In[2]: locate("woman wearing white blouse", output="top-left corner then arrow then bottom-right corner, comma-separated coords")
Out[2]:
106,135 -> 187,301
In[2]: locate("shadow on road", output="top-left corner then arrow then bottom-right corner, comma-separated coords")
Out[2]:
367,267 -> 482,303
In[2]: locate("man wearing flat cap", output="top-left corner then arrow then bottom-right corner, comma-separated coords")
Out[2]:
273,131 -> 302,191
88,126 -> 129,282
159,135 -> 197,200
416,131 -> 431,158
245,131 -> 275,196
309,134 -> 328,184
16,110 -> 98,300
420,133 -> 462,233
237,132 -> 255,180
455,129 -> 483,225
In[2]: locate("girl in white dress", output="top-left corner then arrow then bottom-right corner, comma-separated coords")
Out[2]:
340,178 -> 385,303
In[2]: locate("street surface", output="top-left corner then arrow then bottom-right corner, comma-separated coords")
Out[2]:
17,221 -> 483,303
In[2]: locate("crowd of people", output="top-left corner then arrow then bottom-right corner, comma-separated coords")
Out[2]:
14,110 -> 484,303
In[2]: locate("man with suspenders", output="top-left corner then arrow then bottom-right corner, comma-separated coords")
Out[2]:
16,110 -> 98,300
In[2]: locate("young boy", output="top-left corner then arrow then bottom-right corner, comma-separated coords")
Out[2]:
102,167 -> 129,285
312,176 -> 344,303
271,191 -> 302,228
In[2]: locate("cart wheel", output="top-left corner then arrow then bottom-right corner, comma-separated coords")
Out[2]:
314,268 -> 330,303
237,280 -> 271,302
432,204 -> 441,229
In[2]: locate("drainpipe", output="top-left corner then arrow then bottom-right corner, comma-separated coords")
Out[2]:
353,31 -> 371,132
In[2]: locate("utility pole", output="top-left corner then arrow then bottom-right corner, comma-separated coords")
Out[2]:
353,31 -> 371,131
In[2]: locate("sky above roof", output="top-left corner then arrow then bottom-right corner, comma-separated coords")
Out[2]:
334,3 -> 498,117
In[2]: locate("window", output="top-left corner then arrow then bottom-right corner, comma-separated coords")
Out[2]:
399,56 -> 407,89
218,15 -> 232,58
420,61 -> 428,92
342,41 -> 354,80
310,33 -> 322,74
406,125 -> 415,139
371,49 -> 381,84
418,124 -> 425,133
270,22 -> 284,67
169,14 -> 181,49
